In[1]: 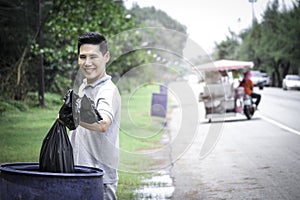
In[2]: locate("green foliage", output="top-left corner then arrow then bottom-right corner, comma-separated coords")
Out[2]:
40,0 -> 136,93
107,31 -> 153,77
0,0 -> 37,100
0,101 -> 20,114
0,99 -> 29,114
0,91 -> 61,115
130,5 -> 187,33
24,92 -> 62,107
0,0 -> 136,100
213,30 -> 240,60
128,6 -> 188,66
1,0 -> 188,104
214,0 -> 300,86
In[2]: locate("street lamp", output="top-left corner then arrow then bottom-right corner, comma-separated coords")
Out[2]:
248,0 -> 257,23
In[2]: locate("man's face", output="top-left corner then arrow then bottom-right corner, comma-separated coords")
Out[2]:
78,44 -> 110,84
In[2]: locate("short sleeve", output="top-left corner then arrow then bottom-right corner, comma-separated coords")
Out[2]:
95,84 -> 120,122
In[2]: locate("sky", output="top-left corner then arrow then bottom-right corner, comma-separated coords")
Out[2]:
124,0 -> 294,54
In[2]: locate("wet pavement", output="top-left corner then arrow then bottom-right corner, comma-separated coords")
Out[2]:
134,83 -> 300,199
134,170 -> 174,199
168,83 -> 300,199
135,82 -> 300,200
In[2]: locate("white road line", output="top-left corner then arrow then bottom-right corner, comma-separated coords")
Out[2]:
257,112 -> 300,136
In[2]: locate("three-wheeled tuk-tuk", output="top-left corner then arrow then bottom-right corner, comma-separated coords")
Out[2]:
197,59 -> 255,122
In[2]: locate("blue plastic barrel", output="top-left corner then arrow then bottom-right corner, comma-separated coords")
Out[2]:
0,162 -> 104,200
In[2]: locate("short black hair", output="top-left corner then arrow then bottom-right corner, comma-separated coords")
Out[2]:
77,32 -> 108,55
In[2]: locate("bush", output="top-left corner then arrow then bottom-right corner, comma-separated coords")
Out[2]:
0,101 -> 19,114
24,92 -> 62,107
0,92 -> 62,115
0,100 -> 28,115
8,100 -> 29,112
44,93 -> 63,106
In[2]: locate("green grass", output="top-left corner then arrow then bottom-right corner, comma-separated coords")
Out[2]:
117,84 -> 166,198
0,85 -> 166,199
120,83 -> 165,150
0,106 -> 59,163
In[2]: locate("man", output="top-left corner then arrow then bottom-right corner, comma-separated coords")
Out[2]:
239,71 -> 261,108
70,32 -> 121,200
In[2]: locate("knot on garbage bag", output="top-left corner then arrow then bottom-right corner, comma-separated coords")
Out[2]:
58,89 -> 80,130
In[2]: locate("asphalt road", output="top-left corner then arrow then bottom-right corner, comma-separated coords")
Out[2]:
258,87 -> 300,132
169,83 -> 300,200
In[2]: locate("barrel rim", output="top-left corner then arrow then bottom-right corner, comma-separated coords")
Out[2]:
0,162 -> 104,177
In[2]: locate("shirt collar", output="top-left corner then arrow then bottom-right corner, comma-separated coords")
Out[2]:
82,75 -> 111,89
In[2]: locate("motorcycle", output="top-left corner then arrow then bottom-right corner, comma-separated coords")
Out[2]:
233,87 -> 256,120
197,59 -> 257,122
242,94 -> 255,120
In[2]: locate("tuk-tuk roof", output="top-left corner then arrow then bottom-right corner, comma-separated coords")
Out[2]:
195,59 -> 254,71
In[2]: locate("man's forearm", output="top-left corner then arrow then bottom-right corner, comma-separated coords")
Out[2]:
79,114 -> 111,132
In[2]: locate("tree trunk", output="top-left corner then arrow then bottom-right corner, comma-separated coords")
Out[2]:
36,0 -> 45,107
281,61 -> 290,79
273,60 -> 281,87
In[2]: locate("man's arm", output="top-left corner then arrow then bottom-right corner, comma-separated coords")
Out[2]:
79,114 -> 112,132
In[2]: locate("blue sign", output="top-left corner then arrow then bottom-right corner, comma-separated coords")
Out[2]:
160,85 -> 168,95
151,93 -> 167,118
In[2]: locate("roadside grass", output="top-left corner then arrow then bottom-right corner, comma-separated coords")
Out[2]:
0,106 -> 59,163
0,92 -> 62,163
118,84 -> 166,198
120,83 -> 165,150
0,84 -> 165,199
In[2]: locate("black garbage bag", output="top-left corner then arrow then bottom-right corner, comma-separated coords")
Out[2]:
39,89 -> 78,173
39,119 -> 74,173
58,89 -> 80,130
80,94 -> 103,124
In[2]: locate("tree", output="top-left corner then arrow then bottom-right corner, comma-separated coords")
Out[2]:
213,0 -> 300,87
1,0 -> 190,103
127,5 -> 188,68
0,0 -> 37,100
0,0 -> 136,103
213,29 -> 240,60
40,0 -> 135,95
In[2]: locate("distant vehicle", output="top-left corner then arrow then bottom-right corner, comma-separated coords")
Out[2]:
250,70 -> 269,90
260,72 -> 271,86
282,75 -> 300,90
198,59 -> 257,122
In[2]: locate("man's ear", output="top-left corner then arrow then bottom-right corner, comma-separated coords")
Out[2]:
104,51 -> 110,63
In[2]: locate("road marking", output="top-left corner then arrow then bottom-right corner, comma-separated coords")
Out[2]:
257,113 -> 300,136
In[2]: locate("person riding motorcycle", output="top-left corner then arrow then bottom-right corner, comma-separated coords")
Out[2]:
239,71 -> 261,108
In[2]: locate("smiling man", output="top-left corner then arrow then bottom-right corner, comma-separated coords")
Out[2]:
70,32 -> 121,200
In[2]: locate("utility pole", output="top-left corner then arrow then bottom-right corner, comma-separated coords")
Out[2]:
248,0 -> 257,24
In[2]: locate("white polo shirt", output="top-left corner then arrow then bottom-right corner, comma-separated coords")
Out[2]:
70,75 -> 121,184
